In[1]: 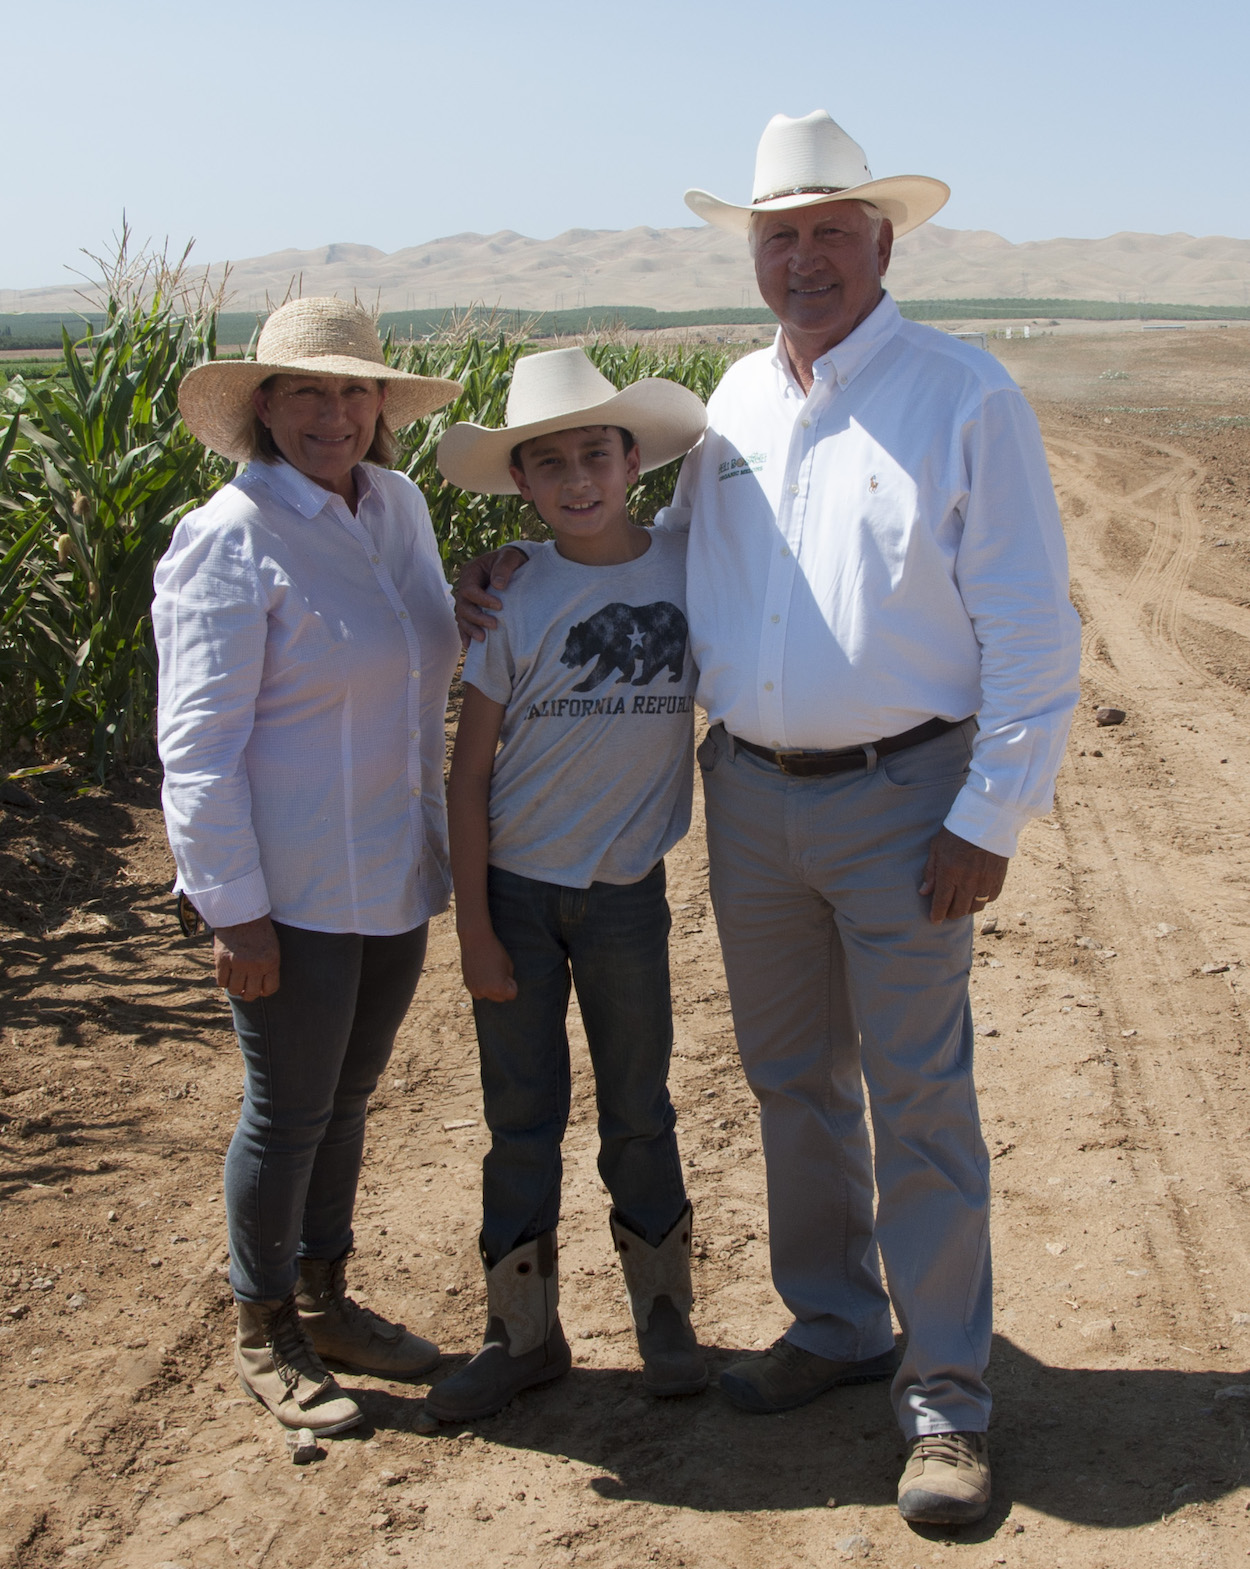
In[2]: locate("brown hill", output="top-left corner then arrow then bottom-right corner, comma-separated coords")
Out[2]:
6,224 -> 1250,314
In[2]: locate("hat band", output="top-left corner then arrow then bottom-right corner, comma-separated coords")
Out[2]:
752,184 -> 848,206
272,348 -> 385,367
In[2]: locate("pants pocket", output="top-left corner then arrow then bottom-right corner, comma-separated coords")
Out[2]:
880,726 -> 974,789
696,726 -> 722,775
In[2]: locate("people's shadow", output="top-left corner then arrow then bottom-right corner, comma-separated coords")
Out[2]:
374,1334 -> 1248,1535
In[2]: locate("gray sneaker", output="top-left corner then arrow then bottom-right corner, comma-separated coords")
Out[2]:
897,1430 -> 991,1525
719,1337 -> 898,1414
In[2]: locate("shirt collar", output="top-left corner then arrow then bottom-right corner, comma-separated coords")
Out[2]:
770,290 -> 902,394
246,458 -> 374,518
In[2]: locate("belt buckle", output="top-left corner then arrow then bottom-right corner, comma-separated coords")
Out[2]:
772,749 -> 809,775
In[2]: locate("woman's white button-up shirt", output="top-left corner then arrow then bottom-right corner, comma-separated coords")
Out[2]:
153,459 -> 460,935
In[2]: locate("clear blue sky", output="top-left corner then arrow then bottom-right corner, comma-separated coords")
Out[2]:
6,0 -> 1249,289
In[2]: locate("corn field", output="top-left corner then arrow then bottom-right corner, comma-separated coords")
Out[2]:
0,279 -> 732,775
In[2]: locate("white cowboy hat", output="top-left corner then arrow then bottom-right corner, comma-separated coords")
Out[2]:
685,110 -> 949,239
178,296 -> 462,462
435,347 -> 707,497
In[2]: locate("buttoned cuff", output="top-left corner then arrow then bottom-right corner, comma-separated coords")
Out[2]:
179,868 -> 270,931
943,789 -> 1033,861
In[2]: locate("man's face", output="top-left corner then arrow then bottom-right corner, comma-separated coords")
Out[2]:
752,200 -> 894,352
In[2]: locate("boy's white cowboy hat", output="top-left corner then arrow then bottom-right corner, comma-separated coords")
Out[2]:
178,296 -> 462,461
685,110 -> 949,238
435,347 -> 707,496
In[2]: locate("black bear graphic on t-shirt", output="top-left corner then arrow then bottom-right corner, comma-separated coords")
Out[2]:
560,601 -> 688,693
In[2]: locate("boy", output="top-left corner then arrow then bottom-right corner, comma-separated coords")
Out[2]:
428,347 -> 708,1421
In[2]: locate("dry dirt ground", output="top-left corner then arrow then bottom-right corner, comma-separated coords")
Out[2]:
2,325 -> 1250,1569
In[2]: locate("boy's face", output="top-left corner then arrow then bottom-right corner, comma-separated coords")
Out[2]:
509,426 -> 640,544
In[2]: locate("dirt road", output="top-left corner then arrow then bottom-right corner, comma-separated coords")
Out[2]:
2,327 -> 1249,1568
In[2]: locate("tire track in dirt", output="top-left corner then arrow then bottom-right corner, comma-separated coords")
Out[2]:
1049,433 -> 1205,673
1044,416 -> 1250,1351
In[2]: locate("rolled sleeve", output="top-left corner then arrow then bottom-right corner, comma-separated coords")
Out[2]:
183,868 -> 270,931
945,387 -> 1081,856
462,620 -> 514,707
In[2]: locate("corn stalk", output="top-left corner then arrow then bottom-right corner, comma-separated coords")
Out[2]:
1,265 -> 732,773
0,231 -> 228,772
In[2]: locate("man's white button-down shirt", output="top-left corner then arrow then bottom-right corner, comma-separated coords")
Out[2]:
153,460 -> 460,934
656,293 -> 1081,858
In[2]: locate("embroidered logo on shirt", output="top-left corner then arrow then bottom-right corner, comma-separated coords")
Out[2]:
717,452 -> 768,482
869,474 -> 879,492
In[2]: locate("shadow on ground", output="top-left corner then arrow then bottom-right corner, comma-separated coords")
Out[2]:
400,1335 -> 1248,1534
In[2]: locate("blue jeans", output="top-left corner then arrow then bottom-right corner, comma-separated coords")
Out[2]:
224,920 -> 428,1302
473,862 -> 688,1266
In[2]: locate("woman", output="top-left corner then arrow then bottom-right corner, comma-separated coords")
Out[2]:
155,297 -> 462,1434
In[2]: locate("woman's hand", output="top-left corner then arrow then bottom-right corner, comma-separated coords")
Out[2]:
459,931 -> 518,1003
213,915 -> 281,999
454,546 -> 530,644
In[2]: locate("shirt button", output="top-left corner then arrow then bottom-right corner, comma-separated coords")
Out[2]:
838,376 -> 848,387
764,681 -> 774,692
771,741 -> 781,749
410,729 -> 418,739
398,610 -> 408,619
780,547 -> 790,558
371,554 -> 380,564
410,670 -> 420,679
801,418 -> 811,429
770,614 -> 780,624
411,786 -> 422,797
789,483 -> 800,495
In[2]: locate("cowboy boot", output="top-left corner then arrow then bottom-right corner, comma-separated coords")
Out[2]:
610,1202 -> 707,1396
425,1231 -> 571,1422
235,1294 -> 362,1434
296,1249 -> 439,1379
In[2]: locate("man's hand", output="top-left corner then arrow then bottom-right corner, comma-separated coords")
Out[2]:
213,915 -> 281,999
919,828 -> 1009,923
459,931 -> 518,1003
454,546 -> 530,645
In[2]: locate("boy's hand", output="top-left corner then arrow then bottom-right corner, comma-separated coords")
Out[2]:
460,931 -> 519,1002
454,546 -> 530,644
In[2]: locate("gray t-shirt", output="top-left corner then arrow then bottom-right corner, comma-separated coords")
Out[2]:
462,530 -> 694,887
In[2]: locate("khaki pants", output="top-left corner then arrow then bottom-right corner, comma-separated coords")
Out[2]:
698,720 -> 991,1438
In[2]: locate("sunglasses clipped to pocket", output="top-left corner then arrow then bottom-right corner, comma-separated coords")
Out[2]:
174,892 -> 209,940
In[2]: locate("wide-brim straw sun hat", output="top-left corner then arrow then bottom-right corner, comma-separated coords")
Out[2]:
178,296 -> 462,462
685,110 -> 949,239
435,347 -> 708,497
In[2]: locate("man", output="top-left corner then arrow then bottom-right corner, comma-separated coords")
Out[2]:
460,111 -> 1080,1526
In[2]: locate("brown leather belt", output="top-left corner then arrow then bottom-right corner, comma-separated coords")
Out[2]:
729,716 -> 971,778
